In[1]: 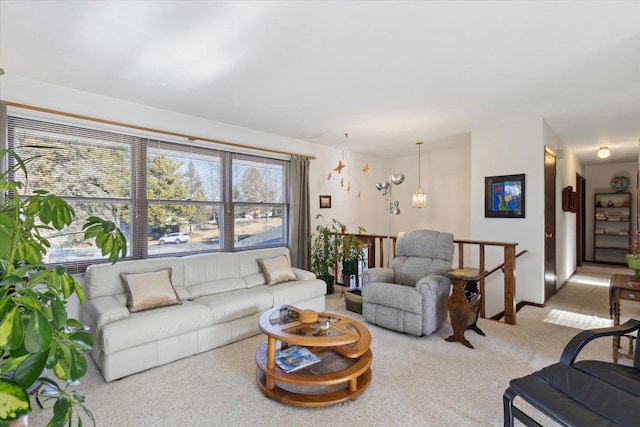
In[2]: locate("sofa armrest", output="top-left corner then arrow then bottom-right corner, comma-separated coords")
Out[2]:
363,268 -> 394,285
560,318 -> 640,366
292,267 -> 316,281
82,296 -> 130,331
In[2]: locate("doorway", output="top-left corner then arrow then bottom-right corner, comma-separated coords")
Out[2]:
544,147 -> 557,301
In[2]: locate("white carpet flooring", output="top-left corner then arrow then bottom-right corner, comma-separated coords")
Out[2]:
29,269 -> 639,426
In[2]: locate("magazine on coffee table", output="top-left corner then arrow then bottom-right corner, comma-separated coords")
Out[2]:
275,345 -> 321,373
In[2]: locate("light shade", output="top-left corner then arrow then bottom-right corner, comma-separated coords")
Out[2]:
412,141 -> 427,208
412,187 -> 427,208
390,173 -> 405,185
376,181 -> 390,191
597,146 -> 610,158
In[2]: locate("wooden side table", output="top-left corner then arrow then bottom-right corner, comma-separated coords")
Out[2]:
609,273 -> 640,363
444,268 -> 487,349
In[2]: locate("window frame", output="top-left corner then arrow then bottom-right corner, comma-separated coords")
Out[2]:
228,153 -> 289,251
5,114 -> 291,272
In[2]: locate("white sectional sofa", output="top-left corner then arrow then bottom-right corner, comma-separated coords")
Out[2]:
79,247 -> 326,382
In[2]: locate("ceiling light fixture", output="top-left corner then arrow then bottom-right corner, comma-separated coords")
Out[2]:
412,142 -> 427,208
597,146 -> 610,159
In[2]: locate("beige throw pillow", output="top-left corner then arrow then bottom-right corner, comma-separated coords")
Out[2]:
259,255 -> 297,285
120,269 -> 182,313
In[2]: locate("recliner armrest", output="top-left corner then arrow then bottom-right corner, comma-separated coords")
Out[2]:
415,274 -> 450,293
559,318 -> 640,366
363,268 -> 394,285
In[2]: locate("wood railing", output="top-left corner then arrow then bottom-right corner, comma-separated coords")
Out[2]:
332,234 -> 397,287
353,234 -> 397,268
454,239 -> 527,325
334,234 -> 527,325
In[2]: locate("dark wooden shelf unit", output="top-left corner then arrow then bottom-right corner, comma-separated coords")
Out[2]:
594,192 -> 630,265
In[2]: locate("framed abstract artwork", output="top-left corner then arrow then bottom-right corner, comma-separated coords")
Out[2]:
485,174 -> 525,218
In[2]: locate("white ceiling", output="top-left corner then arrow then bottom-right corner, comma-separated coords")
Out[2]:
1,1 -> 639,164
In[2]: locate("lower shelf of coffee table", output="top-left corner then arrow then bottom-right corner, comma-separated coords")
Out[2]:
255,341 -> 372,407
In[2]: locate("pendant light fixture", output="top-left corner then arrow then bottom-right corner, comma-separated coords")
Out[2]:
412,142 -> 427,208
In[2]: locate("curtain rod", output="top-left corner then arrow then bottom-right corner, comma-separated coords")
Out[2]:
6,101 -> 316,160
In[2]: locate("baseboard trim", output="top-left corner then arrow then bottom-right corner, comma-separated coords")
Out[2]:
488,300 -> 541,322
557,273 -> 574,290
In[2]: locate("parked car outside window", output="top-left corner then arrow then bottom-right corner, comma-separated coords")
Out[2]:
159,232 -> 190,244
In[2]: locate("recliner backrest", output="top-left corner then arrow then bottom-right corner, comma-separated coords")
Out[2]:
392,230 -> 454,286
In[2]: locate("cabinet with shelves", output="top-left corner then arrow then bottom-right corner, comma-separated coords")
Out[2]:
594,192 -> 630,264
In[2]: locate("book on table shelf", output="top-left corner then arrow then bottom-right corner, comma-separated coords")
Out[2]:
275,345 -> 321,373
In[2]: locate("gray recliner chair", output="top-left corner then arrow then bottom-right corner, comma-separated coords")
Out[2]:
362,230 -> 454,336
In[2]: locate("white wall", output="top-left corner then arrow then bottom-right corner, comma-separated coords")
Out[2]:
390,143 -> 471,239
309,142 -> 472,268
309,144 -> 388,235
2,75 -> 474,268
554,144 -> 583,288
584,161 -> 637,261
1,75 -> 316,156
6,75 -> 589,320
471,118 -> 546,317
545,122 -> 583,289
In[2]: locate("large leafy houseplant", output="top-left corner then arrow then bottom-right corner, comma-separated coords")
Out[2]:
342,226 -> 367,263
310,216 -> 367,293
310,214 -> 344,294
341,226 -> 367,275
0,149 -> 127,426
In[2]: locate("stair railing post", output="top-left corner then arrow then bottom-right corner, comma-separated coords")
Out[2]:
504,244 -> 517,325
479,244 -> 486,318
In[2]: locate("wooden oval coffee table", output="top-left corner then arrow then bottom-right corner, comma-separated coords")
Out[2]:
256,305 -> 372,407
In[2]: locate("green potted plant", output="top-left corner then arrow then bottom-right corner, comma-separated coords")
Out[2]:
626,232 -> 640,280
0,149 -> 127,426
340,226 -> 367,314
310,214 -> 344,294
341,226 -> 367,276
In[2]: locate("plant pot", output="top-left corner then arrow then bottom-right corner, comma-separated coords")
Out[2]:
626,254 -> 640,280
321,275 -> 335,295
342,260 -> 358,275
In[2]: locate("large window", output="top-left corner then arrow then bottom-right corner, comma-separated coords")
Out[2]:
146,139 -> 223,255
6,116 -> 290,270
231,153 -> 288,248
7,117 -> 133,267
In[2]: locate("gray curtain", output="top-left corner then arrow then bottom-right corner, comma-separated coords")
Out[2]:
0,101 -> 6,152
289,155 -> 310,269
